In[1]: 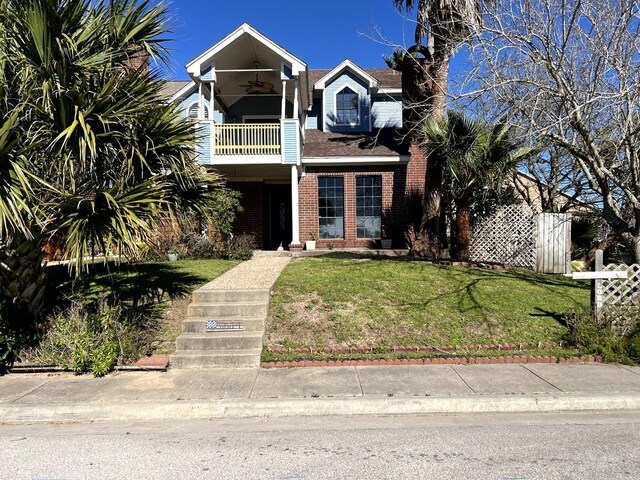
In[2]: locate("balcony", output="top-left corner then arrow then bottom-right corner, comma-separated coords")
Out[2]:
214,123 -> 280,156
197,119 -> 301,166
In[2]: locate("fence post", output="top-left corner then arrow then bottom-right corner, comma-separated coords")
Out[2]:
592,249 -> 604,322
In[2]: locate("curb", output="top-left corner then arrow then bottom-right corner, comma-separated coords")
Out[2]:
261,355 -> 600,368
2,392 -> 640,425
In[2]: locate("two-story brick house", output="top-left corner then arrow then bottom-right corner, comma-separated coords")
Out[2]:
163,23 -> 427,250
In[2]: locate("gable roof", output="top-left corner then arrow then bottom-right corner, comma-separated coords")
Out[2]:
159,80 -> 192,100
313,59 -> 380,90
186,23 -> 307,78
308,68 -> 401,98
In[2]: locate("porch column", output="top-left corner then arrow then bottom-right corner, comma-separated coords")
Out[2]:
281,80 -> 287,119
198,82 -> 204,120
210,81 -> 215,160
291,165 -> 300,245
293,79 -> 299,120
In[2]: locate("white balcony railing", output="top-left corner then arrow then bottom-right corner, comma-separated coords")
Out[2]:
213,123 -> 281,156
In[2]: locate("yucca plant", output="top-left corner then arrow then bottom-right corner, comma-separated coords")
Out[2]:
0,0 -> 224,363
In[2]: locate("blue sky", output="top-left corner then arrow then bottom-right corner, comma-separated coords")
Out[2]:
160,1 -> 418,79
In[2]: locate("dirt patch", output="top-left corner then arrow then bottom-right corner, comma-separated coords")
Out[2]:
152,296 -> 191,355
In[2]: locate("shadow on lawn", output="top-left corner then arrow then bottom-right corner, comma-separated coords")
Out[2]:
308,252 -> 589,335
44,262 -> 209,316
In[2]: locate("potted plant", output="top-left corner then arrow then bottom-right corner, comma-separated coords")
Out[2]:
306,232 -> 317,251
167,246 -> 180,262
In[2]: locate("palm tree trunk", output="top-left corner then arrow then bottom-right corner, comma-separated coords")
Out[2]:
404,53 -> 450,258
453,191 -> 472,261
0,233 -> 47,322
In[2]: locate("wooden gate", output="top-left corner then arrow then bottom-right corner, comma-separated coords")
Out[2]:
536,213 -> 571,274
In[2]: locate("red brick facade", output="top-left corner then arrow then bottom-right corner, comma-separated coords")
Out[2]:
229,148 -> 426,250
228,182 -> 265,248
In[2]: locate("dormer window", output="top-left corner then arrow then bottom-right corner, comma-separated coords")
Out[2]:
335,87 -> 359,125
187,102 -> 209,120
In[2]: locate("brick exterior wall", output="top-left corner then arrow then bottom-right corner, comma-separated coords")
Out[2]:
228,149 -> 426,250
228,182 -> 265,248
299,150 -> 426,249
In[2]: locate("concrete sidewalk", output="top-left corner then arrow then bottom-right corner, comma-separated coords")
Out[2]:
2,363 -> 640,424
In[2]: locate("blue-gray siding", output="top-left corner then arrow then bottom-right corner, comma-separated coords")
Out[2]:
323,71 -> 370,133
282,122 -> 298,164
371,95 -> 402,128
196,122 -> 212,164
227,96 -> 293,122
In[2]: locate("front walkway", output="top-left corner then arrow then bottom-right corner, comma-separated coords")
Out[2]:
1,363 -> 640,424
170,254 -> 291,368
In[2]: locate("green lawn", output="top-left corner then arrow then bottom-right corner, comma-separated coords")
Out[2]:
267,257 -> 590,349
46,259 -> 238,308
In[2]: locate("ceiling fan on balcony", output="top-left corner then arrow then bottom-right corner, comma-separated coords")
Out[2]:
239,62 -> 276,94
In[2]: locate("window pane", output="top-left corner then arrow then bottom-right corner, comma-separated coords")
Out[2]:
356,176 -> 382,239
336,87 -> 358,125
318,177 -> 344,239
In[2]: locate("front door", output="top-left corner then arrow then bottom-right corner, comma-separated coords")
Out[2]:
266,185 -> 292,250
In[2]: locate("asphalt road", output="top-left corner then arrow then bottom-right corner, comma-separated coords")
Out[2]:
2,411 -> 639,479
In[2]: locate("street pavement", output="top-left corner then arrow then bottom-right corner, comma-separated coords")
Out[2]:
1,363 -> 640,424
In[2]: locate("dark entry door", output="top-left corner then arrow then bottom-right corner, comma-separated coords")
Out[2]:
266,185 -> 292,250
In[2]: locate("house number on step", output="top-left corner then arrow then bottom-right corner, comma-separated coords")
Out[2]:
205,320 -> 244,332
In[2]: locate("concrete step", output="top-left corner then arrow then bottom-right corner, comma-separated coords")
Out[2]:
181,317 -> 266,333
176,332 -> 264,351
187,301 -> 268,318
170,349 -> 262,368
191,288 -> 271,304
252,250 -> 292,258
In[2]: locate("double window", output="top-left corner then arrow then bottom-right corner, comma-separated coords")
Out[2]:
356,176 -> 382,239
318,177 -> 344,239
317,176 -> 383,240
335,87 -> 359,125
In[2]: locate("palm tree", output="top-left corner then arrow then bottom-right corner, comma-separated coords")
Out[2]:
0,0 -> 223,322
420,112 -> 531,260
393,0 -> 483,258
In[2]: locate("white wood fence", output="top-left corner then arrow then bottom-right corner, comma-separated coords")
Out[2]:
213,124 -> 281,156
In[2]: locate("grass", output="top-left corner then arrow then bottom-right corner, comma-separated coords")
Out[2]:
266,257 -> 590,350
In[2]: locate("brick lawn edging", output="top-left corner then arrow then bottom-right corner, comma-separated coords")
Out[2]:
260,355 -> 600,368
267,341 -> 566,355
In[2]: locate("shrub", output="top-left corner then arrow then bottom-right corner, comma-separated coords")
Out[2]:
565,309 -> 640,364
0,297 -> 40,373
32,301 -> 160,377
225,234 -> 256,260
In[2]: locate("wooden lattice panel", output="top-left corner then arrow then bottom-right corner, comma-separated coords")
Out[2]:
470,204 -> 536,268
602,263 -> 640,333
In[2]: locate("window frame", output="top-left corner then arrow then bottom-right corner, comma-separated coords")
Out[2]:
355,175 -> 383,239
187,101 -> 209,120
318,176 -> 345,240
334,85 -> 360,126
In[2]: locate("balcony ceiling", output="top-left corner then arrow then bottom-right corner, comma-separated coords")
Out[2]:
187,24 -> 308,109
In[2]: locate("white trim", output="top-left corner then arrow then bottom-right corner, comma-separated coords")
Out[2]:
291,165 -> 300,245
170,81 -> 197,102
375,88 -> 402,95
333,83 -> 361,127
242,114 -> 280,123
212,155 -> 282,165
314,59 -> 379,90
186,101 -> 209,120
303,155 -> 410,166
186,23 -> 307,77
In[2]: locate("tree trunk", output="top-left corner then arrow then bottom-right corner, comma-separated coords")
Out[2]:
0,233 -> 47,322
403,52 -> 450,259
453,192 -> 472,261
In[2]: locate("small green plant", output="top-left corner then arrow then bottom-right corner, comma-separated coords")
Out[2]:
564,309 -> 639,364
32,301 -> 158,377
225,234 -> 256,260
310,231 -> 318,241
